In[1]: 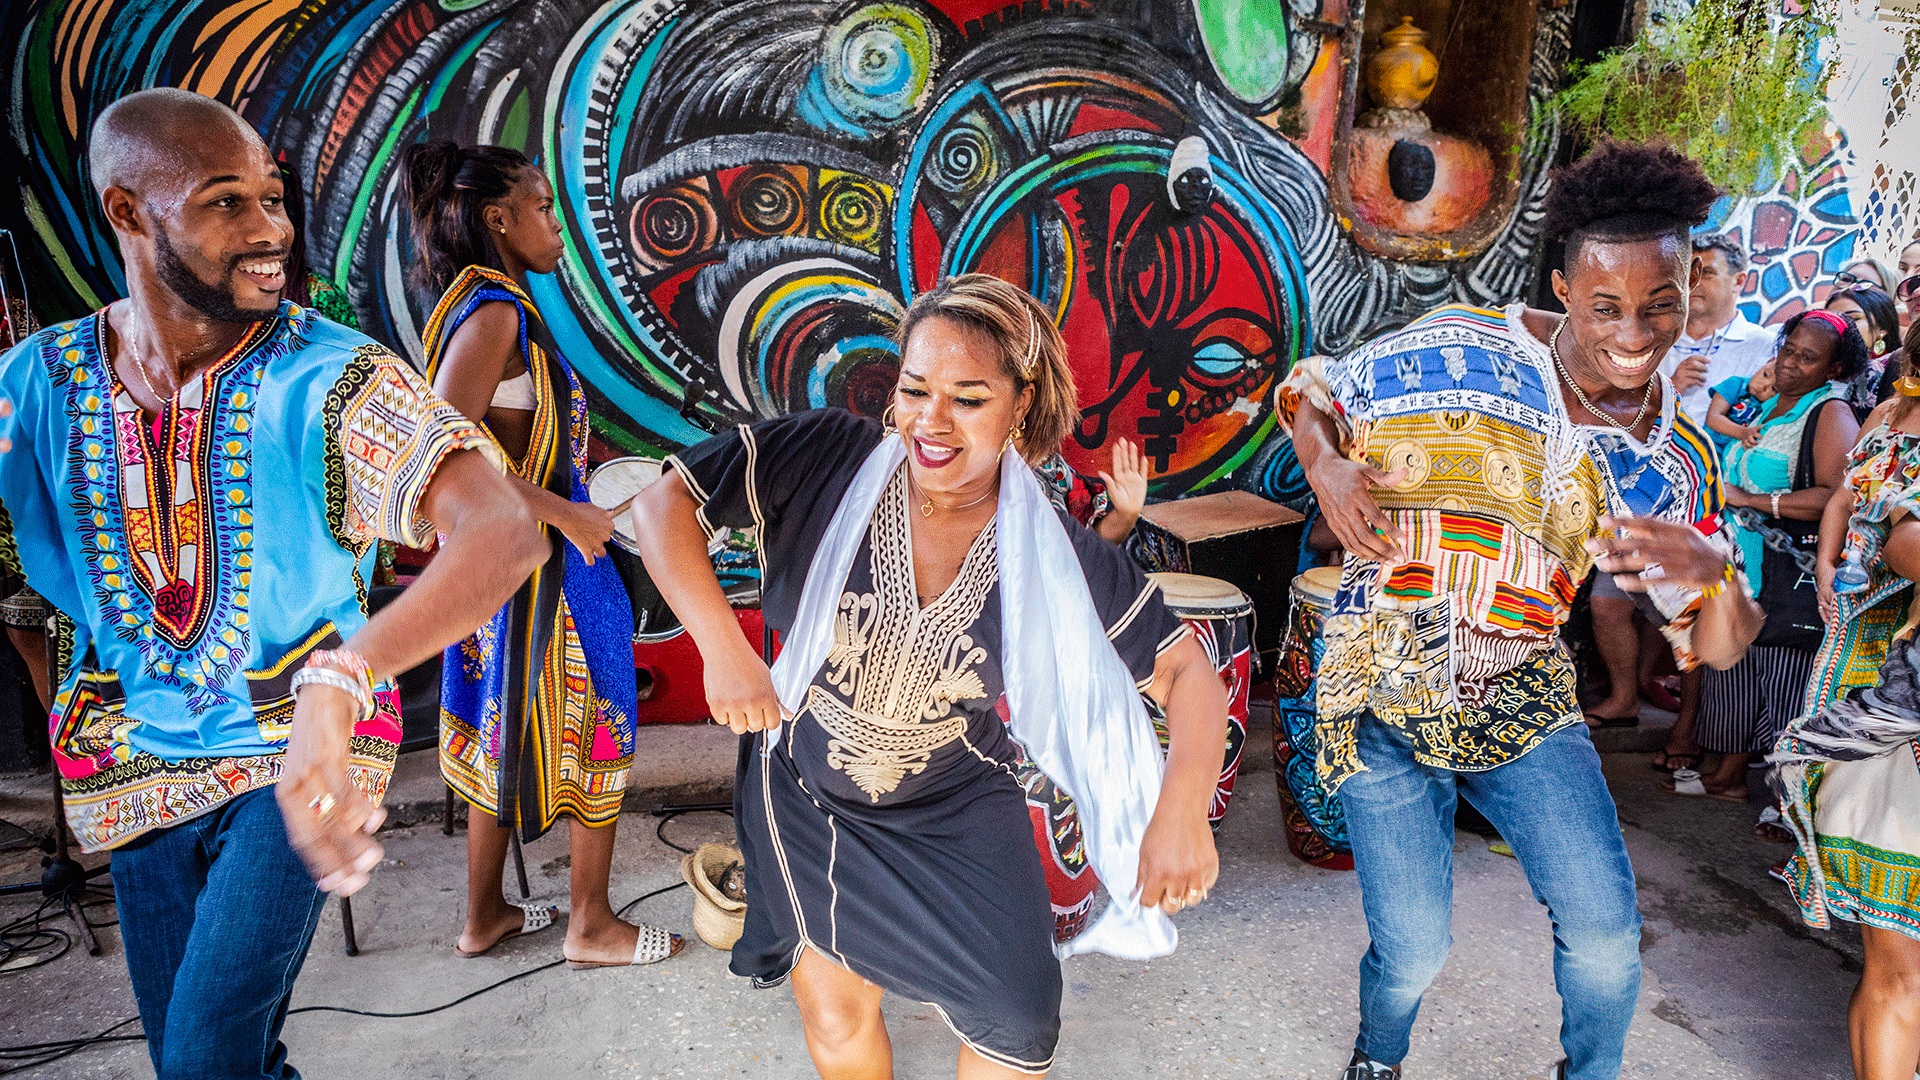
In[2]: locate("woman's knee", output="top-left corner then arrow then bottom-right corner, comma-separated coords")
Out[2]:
791,955 -> 883,1047
1861,927 -> 1920,1006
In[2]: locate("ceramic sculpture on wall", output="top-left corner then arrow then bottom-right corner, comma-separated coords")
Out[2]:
1331,4 -> 1535,261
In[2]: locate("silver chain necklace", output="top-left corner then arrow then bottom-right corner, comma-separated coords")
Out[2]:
1550,317 -> 1655,432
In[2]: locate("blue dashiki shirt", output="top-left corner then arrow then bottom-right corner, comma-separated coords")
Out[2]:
1277,303 -> 1739,790
0,302 -> 495,851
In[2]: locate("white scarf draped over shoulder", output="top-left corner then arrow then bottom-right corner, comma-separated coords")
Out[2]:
766,437 -> 1178,960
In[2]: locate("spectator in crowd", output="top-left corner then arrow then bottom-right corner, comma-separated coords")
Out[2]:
1826,283 -> 1903,414
1776,319 -> 1920,1080
1678,310 -> 1863,803
1840,258 -> 1897,295
1610,234 -> 1770,748
1894,241 -> 1920,332
1705,357 -> 1776,454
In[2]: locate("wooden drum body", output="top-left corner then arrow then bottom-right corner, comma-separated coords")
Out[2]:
1273,566 -> 1353,870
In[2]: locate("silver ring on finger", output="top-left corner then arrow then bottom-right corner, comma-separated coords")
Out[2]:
1639,561 -> 1666,581
308,792 -> 337,820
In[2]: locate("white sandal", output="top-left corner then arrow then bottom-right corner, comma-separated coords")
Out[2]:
566,923 -> 683,969
455,902 -> 559,958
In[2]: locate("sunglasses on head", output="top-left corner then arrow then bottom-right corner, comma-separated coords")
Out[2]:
1833,279 -> 1881,293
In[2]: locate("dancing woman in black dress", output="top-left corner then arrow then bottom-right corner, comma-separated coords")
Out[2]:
633,273 -> 1226,1078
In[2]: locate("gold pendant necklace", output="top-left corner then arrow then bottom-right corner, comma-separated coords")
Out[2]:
912,477 -> 997,518
1550,318 -> 1654,432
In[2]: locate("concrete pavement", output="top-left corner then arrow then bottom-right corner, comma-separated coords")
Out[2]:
0,709 -> 1859,1079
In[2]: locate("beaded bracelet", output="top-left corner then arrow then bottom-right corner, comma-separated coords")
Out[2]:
1698,561 -> 1737,601
291,666 -> 374,722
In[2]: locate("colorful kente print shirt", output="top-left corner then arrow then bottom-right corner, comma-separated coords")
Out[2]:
0,303 -> 494,851
1277,304 -> 1737,791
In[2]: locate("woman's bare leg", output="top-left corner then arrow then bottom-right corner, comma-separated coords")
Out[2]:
957,1046 -> 1046,1079
791,947 -> 892,1080
457,805 -> 525,954
562,816 -> 644,964
1853,923 -> 1920,1079
5,626 -> 49,711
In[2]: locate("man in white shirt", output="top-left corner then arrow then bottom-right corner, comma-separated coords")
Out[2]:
1659,234 -> 1777,424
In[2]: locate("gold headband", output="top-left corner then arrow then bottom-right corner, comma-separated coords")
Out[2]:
1019,308 -> 1040,381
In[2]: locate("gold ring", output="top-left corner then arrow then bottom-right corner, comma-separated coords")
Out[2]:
308,792 -> 337,819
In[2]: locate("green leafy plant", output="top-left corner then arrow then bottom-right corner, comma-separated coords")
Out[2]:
1547,0 -> 1836,194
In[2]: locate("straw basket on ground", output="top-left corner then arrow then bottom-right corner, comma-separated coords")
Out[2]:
680,842 -> 747,950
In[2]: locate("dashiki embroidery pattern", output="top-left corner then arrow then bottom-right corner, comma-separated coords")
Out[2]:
426,267 -> 637,835
815,471 -> 997,801
1278,304 -> 1731,792
0,304 -> 492,851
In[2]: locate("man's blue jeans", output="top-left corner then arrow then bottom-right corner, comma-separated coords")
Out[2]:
111,785 -> 327,1080
1338,714 -> 1641,1080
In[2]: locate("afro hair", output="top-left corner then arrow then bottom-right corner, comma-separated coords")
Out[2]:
1542,141 -> 1721,263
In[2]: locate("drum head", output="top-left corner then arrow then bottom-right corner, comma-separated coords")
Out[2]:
1291,566 -> 1341,605
588,457 -> 665,552
1150,572 -> 1251,616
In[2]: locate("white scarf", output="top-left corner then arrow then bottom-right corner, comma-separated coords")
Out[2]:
767,437 -> 1178,960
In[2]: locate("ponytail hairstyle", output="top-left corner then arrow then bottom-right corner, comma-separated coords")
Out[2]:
399,140 -> 535,294
894,273 -> 1078,465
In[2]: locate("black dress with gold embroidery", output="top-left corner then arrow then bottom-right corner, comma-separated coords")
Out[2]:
668,410 -> 1185,1074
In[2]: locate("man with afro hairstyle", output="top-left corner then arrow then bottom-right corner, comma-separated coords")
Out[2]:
1278,141 -> 1764,1080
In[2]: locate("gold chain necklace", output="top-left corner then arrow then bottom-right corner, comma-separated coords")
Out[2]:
910,476 -> 997,518
1549,318 -> 1654,432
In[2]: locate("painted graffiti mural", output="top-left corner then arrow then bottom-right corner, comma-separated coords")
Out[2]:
4,0 -> 1577,496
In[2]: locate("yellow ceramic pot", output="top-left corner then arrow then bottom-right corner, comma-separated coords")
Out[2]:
1367,16 -> 1439,111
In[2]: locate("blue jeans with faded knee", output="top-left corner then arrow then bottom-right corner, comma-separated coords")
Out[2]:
111,785 -> 327,1080
1338,714 -> 1641,1080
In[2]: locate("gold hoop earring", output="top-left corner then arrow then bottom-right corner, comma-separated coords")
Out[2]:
1003,421 -> 1025,452
881,403 -> 898,432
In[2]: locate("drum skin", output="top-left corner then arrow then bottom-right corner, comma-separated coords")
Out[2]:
1273,567 -> 1353,870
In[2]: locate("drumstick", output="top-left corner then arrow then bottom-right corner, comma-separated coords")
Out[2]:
606,493 -> 640,518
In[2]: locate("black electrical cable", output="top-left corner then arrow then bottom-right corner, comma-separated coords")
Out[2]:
0,809 -> 734,1071
0,1018 -> 143,1074
653,805 -> 732,854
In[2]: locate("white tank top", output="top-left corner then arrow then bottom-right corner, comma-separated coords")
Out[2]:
489,369 -> 536,411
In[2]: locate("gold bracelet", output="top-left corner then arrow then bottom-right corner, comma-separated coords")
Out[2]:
1699,561 -> 1737,600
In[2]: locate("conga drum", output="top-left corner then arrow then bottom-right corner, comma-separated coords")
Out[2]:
1273,566 -> 1353,870
1149,573 -> 1253,825
1007,572 -> 1252,945
1003,702 -> 1101,945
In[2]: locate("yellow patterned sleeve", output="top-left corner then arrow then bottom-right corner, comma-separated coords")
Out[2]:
324,345 -> 502,550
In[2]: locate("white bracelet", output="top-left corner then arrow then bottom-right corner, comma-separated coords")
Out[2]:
1770,492 -> 1782,517
291,667 -> 373,722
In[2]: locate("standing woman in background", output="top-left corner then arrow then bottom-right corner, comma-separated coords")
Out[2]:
1825,284 -> 1903,413
1777,319 -> 1920,1080
402,141 -> 678,967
